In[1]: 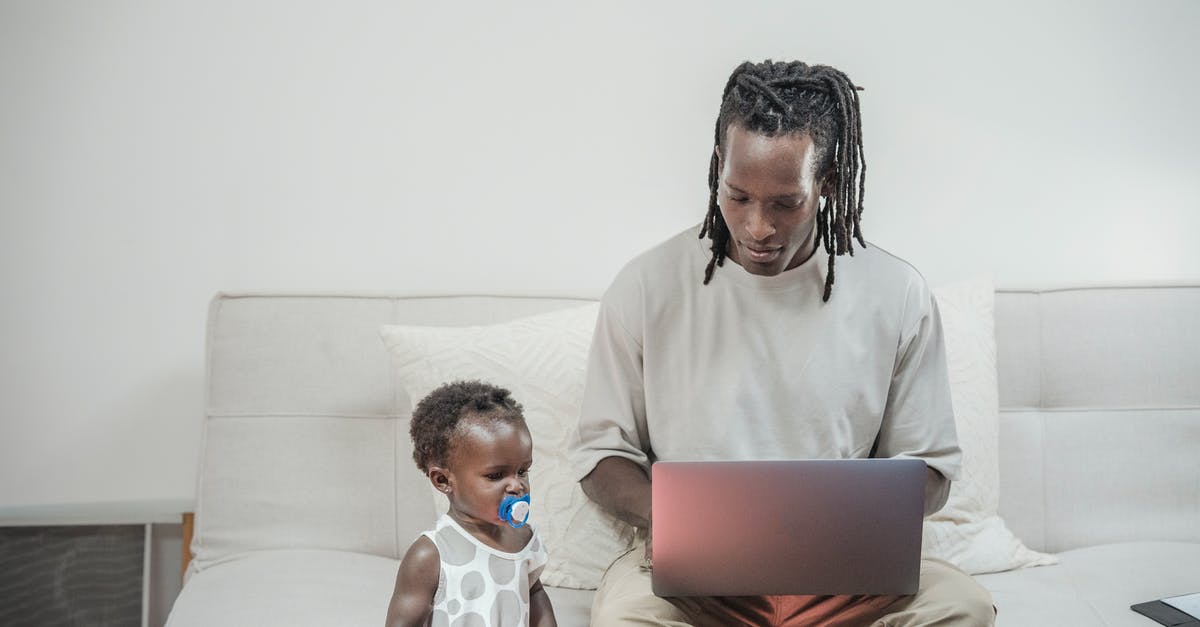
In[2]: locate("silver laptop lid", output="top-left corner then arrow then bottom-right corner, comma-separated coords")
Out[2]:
651,458 -> 926,597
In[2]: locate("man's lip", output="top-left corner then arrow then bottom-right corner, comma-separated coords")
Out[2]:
745,244 -> 780,254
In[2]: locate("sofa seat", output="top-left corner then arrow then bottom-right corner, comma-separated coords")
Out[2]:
977,542 -> 1200,626
169,547 -> 598,627
542,586 -> 594,626
169,543 -> 1200,627
169,550 -> 398,627
554,542 -> 1200,626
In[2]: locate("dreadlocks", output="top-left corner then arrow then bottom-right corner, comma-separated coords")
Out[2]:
700,60 -> 866,302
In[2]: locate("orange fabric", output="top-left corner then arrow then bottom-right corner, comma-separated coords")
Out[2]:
666,593 -> 902,627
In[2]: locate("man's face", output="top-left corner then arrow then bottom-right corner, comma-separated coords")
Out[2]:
716,125 -> 826,277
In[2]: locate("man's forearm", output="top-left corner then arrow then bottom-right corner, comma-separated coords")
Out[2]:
579,456 -> 652,529
924,467 -> 951,516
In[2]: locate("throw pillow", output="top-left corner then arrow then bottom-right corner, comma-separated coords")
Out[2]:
380,303 -> 635,589
923,277 -> 1058,574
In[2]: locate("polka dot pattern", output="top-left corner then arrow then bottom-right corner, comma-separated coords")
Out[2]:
490,590 -> 521,624
488,553 -> 516,585
422,515 -> 548,626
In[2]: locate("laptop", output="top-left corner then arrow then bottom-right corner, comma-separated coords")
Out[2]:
650,458 -> 926,597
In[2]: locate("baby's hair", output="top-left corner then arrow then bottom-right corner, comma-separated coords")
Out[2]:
409,380 -> 525,472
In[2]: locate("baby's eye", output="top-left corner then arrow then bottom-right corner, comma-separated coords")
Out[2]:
518,468 -> 529,477
485,473 -> 503,481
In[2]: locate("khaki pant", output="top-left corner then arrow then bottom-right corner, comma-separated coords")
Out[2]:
591,544 -> 995,626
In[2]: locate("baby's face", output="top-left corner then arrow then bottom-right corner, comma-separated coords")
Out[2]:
444,416 -> 533,526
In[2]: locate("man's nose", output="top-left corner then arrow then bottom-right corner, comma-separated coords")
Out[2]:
745,205 -> 774,240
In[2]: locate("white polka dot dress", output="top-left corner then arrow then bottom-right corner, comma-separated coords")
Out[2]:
423,514 -> 548,627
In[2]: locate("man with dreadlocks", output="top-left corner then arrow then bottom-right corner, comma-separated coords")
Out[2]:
570,59 -> 995,625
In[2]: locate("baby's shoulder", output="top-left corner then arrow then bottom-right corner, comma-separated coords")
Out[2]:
400,534 -> 440,575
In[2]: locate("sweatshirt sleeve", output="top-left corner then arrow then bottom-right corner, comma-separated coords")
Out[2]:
874,284 -> 962,482
569,281 -> 652,482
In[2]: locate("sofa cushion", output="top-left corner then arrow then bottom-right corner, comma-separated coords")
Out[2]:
195,294 -> 594,573
993,286 -> 1200,553
195,296 -> 415,572
193,415 -> 403,570
922,278 -> 1056,574
1000,408 -> 1200,553
543,586 -> 594,627
380,304 -> 636,589
976,541 -> 1200,627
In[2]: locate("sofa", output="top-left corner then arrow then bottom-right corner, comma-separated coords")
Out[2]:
166,285 -> 1200,627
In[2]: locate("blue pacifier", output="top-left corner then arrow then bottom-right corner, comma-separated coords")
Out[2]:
498,494 -> 531,528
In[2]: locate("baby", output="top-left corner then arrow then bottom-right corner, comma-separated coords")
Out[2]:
385,380 -> 557,627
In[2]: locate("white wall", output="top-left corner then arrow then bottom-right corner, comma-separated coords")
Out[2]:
1,0 -> 1197,508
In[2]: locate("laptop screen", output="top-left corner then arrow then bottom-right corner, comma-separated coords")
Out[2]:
650,458 -> 926,597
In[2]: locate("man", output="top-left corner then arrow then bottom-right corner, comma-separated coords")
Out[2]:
570,60 -> 995,626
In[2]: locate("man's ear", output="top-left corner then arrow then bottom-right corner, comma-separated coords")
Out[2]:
820,172 -> 838,200
713,145 -> 723,173
428,467 -> 452,494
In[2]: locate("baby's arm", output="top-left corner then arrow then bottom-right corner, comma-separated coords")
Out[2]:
384,535 -> 439,627
528,578 -> 558,627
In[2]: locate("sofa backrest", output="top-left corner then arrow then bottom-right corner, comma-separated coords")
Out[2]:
191,294 -> 591,575
994,285 -> 1200,553
192,286 -> 1200,572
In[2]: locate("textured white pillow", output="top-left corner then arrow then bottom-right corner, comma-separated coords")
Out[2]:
379,303 -> 635,589
923,277 -> 1058,574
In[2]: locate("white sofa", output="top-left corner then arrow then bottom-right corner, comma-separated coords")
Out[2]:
167,286 -> 1200,627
